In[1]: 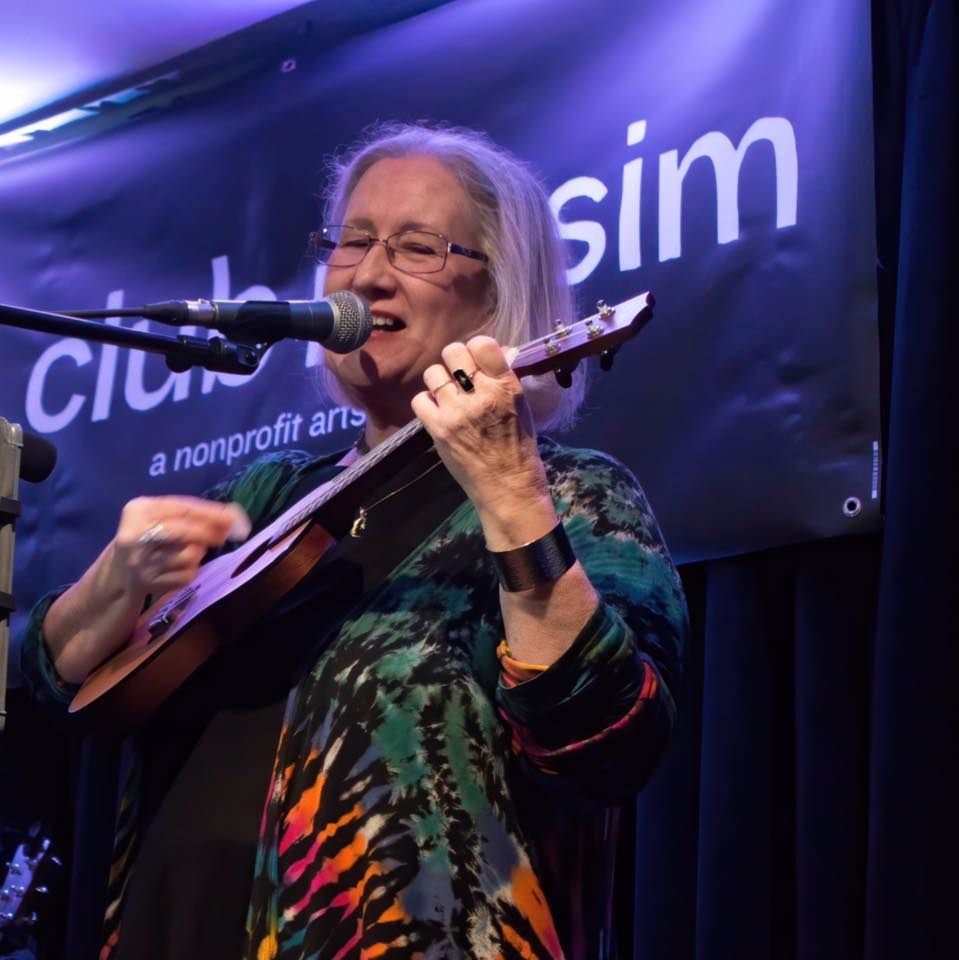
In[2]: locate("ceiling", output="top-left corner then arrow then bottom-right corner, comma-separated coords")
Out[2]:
0,1 -> 309,128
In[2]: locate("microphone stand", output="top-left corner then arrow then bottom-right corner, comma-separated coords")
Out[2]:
0,419 -> 24,733
0,302 -> 268,732
0,302 -> 268,374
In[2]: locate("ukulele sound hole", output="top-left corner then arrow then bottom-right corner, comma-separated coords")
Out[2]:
230,539 -> 272,577
230,527 -> 298,578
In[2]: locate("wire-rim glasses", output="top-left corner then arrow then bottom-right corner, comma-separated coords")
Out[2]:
308,224 -> 489,276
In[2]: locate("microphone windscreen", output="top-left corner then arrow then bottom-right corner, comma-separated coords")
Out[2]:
21,432 -> 57,483
326,291 -> 373,353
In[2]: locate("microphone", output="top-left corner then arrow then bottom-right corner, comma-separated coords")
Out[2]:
137,291 -> 372,353
20,432 -> 57,483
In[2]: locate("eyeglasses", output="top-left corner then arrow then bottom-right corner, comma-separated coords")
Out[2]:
308,224 -> 489,275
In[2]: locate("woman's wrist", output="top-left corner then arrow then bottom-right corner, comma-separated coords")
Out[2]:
474,490 -> 558,552
488,520 -> 576,592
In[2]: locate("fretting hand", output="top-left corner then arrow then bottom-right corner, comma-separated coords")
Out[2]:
411,335 -> 558,551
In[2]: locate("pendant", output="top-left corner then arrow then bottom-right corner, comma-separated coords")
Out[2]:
350,507 -> 368,538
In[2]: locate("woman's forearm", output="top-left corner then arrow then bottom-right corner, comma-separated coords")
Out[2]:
475,490 -> 599,666
43,541 -> 147,684
43,495 -> 247,684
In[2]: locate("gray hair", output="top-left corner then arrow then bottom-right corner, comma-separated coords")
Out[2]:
320,121 -> 585,430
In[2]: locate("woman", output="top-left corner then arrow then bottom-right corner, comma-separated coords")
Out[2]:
22,123 -> 687,959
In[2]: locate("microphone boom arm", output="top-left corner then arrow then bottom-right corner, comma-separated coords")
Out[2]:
0,302 -> 265,375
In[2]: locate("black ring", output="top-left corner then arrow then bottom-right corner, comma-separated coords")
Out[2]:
452,368 -> 476,392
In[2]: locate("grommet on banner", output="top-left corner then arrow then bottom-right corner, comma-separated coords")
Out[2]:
842,496 -> 862,518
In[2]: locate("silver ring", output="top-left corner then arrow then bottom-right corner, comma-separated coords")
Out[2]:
137,522 -> 169,546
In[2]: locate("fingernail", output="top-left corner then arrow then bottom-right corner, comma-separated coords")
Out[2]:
227,504 -> 252,542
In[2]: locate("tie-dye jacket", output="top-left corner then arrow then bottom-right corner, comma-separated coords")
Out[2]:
21,438 -> 687,959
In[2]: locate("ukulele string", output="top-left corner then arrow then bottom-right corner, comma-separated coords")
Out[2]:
272,310 -> 610,538
282,418 -> 424,532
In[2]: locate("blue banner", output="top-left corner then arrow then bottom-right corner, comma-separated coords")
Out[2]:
0,0 -> 879,670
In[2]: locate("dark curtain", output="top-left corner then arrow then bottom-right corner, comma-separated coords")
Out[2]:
628,1 -> 958,958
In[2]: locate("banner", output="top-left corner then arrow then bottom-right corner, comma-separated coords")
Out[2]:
0,0 -> 879,670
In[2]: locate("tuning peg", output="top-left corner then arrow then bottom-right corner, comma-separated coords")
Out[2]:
599,348 -> 618,372
554,358 -> 580,389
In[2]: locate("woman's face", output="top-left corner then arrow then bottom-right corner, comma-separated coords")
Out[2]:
322,154 -> 492,421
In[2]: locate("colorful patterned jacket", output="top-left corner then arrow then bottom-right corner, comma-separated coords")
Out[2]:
21,438 -> 687,959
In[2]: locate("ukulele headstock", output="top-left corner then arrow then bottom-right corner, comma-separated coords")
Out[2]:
510,291 -> 654,381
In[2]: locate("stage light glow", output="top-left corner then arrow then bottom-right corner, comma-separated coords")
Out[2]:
0,0 -> 311,127
0,109 -> 93,149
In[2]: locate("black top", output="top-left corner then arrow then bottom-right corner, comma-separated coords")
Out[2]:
114,449 -> 465,960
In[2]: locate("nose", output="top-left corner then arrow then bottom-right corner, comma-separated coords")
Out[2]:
350,237 -> 397,297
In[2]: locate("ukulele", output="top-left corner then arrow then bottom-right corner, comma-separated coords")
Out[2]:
69,292 -> 654,729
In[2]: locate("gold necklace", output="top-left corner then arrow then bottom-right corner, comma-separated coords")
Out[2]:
349,457 -> 445,538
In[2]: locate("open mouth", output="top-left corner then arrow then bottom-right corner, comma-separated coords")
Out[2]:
370,314 -> 405,333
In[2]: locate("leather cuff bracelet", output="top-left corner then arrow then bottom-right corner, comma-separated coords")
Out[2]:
489,520 -> 576,592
